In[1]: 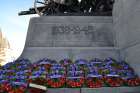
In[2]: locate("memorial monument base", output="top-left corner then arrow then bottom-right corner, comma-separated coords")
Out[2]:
19,16 -> 117,62
18,16 -> 140,93
20,47 -> 120,62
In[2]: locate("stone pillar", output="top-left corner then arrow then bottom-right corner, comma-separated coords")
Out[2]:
113,0 -> 140,76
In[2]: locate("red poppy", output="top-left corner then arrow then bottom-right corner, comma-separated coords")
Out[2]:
127,78 -> 140,86
14,86 -> 26,93
8,90 -> 15,93
0,86 -> 5,93
86,78 -> 103,88
106,77 -> 124,87
47,77 -> 66,88
66,78 -> 84,88
44,64 -> 52,71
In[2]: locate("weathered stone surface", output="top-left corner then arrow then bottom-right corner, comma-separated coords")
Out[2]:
25,16 -> 114,47
19,16 -> 118,62
113,0 -> 140,48
113,0 -> 140,76
124,44 -> 140,76
20,47 -> 119,62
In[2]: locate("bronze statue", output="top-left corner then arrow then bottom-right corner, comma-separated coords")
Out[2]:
79,0 -> 114,13
18,0 -> 114,16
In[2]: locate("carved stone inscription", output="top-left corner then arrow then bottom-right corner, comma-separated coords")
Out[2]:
51,24 -> 96,43
52,25 -> 95,35
29,23 -> 114,47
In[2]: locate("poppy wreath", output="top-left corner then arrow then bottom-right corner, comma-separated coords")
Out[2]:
0,83 -> 12,93
86,77 -> 103,88
0,83 -> 27,93
31,65 -> 40,72
26,70 -> 32,84
66,77 -> 84,88
0,85 -> 5,93
12,86 -> 27,93
0,82 -> 28,93
105,77 -> 124,87
1,83 -> 13,93
28,78 -> 47,93
36,60 -> 52,73
44,64 -> 52,72
126,78 -> 140,86
75,60 -> 87,72
46,77 -> 66,88
27,78 -> 33,84
59,59 -> 73,67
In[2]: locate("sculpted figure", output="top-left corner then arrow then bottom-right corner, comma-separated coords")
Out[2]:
41,0 -> 79,15
79,0 -> 114,13
94,0 -> 114,12
79,0 -> 95,13
18,0 -> 114,16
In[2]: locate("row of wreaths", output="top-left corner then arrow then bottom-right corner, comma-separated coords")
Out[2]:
0,77 -> 140,93
29,76 -> 140,88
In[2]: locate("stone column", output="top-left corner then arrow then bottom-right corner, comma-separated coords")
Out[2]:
113,0 -> 140,76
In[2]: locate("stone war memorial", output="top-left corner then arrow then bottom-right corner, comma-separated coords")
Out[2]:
0,0 -> 140,93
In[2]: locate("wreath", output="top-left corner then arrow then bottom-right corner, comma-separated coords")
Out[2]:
105,77 -> 124,87
47,77 -> 66,88
0,83 -> 27,93
86,77 -> 103,88
13,86 -> 27,93
0,83 -> 12,93
59,59 -> 72,67
75,59 -> 87,71
126,78 -> 140,86
66,77 -> 84,88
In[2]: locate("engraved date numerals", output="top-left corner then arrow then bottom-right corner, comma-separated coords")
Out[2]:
52,25 -> 95,35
